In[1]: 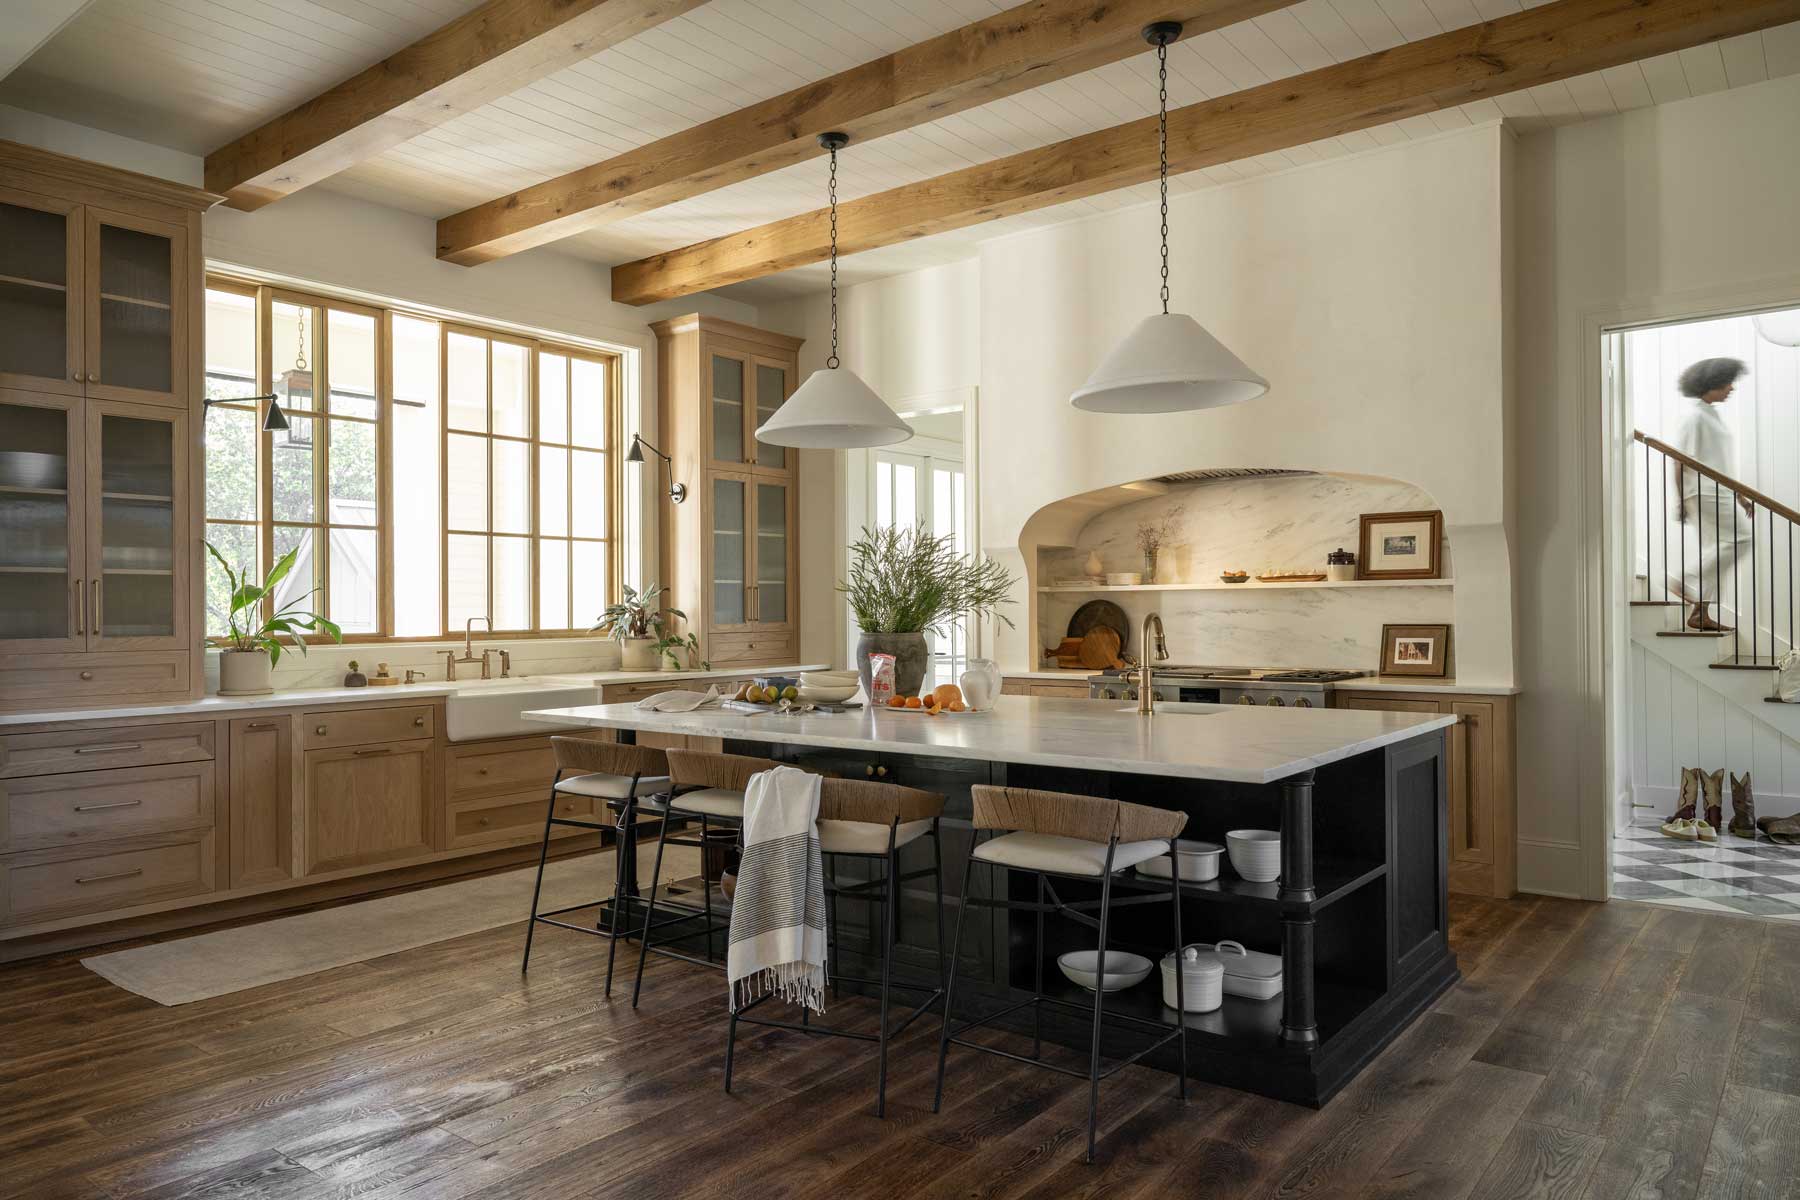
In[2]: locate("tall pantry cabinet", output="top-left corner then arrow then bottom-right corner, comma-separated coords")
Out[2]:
0,141 -> 215,711
651,315 -> 803,669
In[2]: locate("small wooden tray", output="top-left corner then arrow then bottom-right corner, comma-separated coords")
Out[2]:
1257,573 -> 1327,583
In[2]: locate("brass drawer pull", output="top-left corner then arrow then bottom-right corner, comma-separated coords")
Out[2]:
74,577 -> 84,635
76,868 -> 143,885
413,716 -> 425,727
354,747 -> 393,756
316,725 -> 328,735
73,743 -> 143,755
246,721 -> 278,730
80,671 -> 94,681
73,799 -> 142,813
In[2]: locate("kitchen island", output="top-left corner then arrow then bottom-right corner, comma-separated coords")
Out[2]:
524,696 -> 1457,1106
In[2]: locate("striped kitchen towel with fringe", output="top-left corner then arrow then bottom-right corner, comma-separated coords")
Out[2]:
728,765 -> 828,1013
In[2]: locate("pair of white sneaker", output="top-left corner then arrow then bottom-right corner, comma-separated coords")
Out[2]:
1661,816 -> 1717,842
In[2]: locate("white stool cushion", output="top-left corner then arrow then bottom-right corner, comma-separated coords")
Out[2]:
554,773 -> 669,800
972,831 -> 1168,877
665,787 -> 745,819
818,818 -> 933,856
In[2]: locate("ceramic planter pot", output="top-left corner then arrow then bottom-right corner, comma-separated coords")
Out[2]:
218,649 -> 273,696
857,631 -> 929,699
620,637 -> 660,670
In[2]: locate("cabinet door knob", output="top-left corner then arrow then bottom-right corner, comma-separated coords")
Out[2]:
478,817 -> 491,827
414,716 -> 425,726
79,670 -> 94,680
876,765 -> 888,778
478,767 -> 489,775
316,725 -> 328,735
865,765 -> 874,777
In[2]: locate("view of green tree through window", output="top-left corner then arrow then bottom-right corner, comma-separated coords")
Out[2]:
202,278 -> 619,642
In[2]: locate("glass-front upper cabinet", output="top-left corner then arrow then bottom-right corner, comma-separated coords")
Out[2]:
710,353 -> 746,465
0,393 -> 85,651
84,209 -> 183,406
0,193 -> 82,396
711,475 -> 750,628
754,481 -> 791,625
86,403 -> 186,649
752,361 -> 790,470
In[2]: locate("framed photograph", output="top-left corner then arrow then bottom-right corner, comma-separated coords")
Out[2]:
1381,623 -> 1452,677
1356,510 -> 1444,580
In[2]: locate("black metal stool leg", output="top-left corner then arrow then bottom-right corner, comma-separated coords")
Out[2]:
932,821 -> 946,990
932,850 -> 977,1114
1169,835 -> 1187,1100
1087,842 -> 1119,1165
603,795 -> 634,998
632,807 -> 673,1008
520,777 -> 560,973
701,814 -> 716,964
1032,871 -> 1045,1059
724,1007 -> 740,1093
827,855 -> 842,1001
875,828 -> 898,1117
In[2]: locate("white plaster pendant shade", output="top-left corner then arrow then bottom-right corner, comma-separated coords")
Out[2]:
1753,309 -> 1800,347
1071,21 -> 1267,415
1071,312 -> 1268,413
756,362 -> 911,448
755,131 -> 911,450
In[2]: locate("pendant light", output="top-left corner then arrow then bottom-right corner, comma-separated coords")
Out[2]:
1070,22 -> 1268,414
754,132 -> 911,449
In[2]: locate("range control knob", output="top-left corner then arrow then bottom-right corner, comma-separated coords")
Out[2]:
1295,697 -> 1313,708
1266,696 -> 1284,706
1236,695 -> 1254,705
1125,687 -> 1139,701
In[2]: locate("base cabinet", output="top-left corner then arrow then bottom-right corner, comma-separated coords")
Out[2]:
1339,691 -> 1516,898
229,716 -> 294,887
1000,676 -> 1092,699
302,739 -> 434,875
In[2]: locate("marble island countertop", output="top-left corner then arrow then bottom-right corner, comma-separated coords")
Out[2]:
523,695 -> 1456,785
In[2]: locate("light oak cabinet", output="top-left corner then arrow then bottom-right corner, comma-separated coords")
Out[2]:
1338,690 -> 1517,898
651,315 -> 802,669
302,739 -> 435,875
0,142 -> 213,712
1000,676 -> 1092,699
229,716 -> 294,887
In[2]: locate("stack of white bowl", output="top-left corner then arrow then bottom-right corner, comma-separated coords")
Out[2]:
1225,830 -> 1282,882
1135,839 -> 1224,882
796,669 -> 860,705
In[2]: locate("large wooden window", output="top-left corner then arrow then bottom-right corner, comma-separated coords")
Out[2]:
202,277 -> 619,641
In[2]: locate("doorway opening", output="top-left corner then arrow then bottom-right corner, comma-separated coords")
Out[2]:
1609,304 -> 1800,919
870,409 -> 969,691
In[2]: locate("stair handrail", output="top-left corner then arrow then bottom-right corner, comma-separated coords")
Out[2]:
1633,430 -> 1800,526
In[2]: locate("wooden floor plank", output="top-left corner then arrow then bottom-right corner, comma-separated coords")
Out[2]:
1436,898 -> 1594,1024
1728,920 -> 1800,1100
1363,1060 -> 1544,1200
1468,1121 -> 1607,1200
1677,919 -> 1765,1000
1696,1082 -> 1800,1199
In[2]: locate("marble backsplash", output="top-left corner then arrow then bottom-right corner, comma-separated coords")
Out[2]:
1038,473 -> 1453,672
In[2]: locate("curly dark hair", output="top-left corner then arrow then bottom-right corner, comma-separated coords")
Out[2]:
1678,357 -> 1748,398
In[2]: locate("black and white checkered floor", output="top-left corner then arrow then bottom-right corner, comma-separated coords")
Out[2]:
1612,823 -> 1800,920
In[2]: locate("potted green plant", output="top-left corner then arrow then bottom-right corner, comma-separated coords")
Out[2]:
592,583 -> 686,671
839,526 -> 1016,698
654,628 -> 710,673
205,543 -> 342,696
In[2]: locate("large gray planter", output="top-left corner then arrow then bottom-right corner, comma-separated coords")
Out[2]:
856,631 -> 930,700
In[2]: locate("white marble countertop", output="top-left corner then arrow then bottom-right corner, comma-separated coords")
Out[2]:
1003,669 -> 1097,682
1334,678 -> 1521,696
536,663 -> 828,687
522,695 -> 1455,785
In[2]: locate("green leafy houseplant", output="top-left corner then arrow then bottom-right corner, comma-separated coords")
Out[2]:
592,583 -> 693,670
654,630 -> 710,672
205,543 -> 342,695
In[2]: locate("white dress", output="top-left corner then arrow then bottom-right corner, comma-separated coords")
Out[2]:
1666,398 -> 1751,609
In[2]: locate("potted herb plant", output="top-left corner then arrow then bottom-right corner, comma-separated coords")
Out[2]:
205,543 -> 342,696
655,627 -> 710,672
593,583 -> 686,671
839,526 -> 1016,698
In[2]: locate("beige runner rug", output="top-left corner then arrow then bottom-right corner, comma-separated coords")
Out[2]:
82,843 -> 703,1006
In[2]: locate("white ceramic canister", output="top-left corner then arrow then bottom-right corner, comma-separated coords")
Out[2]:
1195,940 -> 1285,1000
960,657 -> 1001,710
1160,945 -> 1225,1012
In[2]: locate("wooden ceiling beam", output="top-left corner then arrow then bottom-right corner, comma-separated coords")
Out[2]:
204,0 -> 705,211
434,0 -> 1297,266
611,0 -> 1800,305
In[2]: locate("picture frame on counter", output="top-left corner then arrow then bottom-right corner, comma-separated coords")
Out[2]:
1356,509 -> 1443,580
1380,623 -> 1453,677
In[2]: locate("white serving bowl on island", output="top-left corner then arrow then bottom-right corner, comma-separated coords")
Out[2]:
1135,839 -> 1224,882
1225,830 -> 1282,882
1057,950 -> 1153,992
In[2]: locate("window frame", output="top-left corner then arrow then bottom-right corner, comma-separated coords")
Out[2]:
203,272 -> 623,644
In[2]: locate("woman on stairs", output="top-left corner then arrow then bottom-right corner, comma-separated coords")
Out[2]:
1668,356 -> 1751,631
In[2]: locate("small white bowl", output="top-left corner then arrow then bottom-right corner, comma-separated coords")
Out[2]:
801,670 -> 859,685
1135,839 -> 1224,882
1104,572 -> 1143,586
1225,830 -> 1282,883
1057,950 -> 1153,993
797,685 -> 858,704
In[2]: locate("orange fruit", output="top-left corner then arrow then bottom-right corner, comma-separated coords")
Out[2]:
947,699 -> 966,712
933,684 -> 963,708
904,695 -> 923,709
886,696 -> 907,709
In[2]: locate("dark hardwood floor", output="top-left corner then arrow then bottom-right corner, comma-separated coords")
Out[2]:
2,891 -> 1796,1199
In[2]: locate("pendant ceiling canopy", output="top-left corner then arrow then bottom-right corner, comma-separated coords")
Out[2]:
1071,22 -> 1267,415
756,132 -> 910,450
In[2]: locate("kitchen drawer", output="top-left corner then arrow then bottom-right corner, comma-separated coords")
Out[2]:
302,705 -> 435,750
1336,696 -> 1444,715
1,832 -> 215,928
447,791 -> 597,849
0,652 -> 190,712
449,742 -> 557,799
1,760 -> 214,852
707,632 -> 793,666
0,721 -> 214,779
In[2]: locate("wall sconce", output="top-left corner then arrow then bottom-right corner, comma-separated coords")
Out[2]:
626,434 -> 687,503
202,393 -> 289,432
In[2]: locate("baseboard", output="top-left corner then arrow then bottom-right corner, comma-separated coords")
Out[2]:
1632,782 -> 1796,822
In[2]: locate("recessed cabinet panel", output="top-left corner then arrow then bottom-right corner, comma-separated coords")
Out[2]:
303,740 -> 434,875
711,354 -> 745,463
713,476 -> 747,627
230,717 -> 295,887
87,213 -> 178,403
753,363 -> 787,469
90,408 -> 183,647
755,481 -> 789,624
0,394 -> 84,650
0,196 -> 80,392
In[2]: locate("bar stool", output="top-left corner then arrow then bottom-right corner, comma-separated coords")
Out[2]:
723,772 -> 948,1116
932,785 -> 1189,1163
631,749 -> 785,1007
520,738 -> 670,993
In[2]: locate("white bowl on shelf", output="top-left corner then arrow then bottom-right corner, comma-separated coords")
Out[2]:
1135,839 -> 1224,882
1104,572 -> 1143,586
797,684 -> 858,704
1225,830 -> 1282,883
1056,950 -> 1153,993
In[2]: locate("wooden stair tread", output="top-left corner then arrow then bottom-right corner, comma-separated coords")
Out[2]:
1656,630 -> 1728,638
1710,657 -> 1781,670
1630,600 -> 1683,607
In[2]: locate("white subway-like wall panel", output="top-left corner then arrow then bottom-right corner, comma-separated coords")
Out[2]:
1629,639 -> 1800,794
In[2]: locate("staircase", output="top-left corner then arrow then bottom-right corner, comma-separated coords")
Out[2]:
1631,431 -> 1800,741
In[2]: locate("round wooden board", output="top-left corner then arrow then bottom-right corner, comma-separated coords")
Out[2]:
1067,599 -> 1130,655
1077,626 -> 1122,669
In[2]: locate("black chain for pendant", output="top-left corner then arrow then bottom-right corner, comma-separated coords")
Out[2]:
1158,39 -> 1170,315
828,146 -> 840,369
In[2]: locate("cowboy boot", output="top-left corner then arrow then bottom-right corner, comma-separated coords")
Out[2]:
1729,773 -> 1757,838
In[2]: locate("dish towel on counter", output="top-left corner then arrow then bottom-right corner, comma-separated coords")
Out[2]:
632,684 -> 721,712
728,766 -> 828,1014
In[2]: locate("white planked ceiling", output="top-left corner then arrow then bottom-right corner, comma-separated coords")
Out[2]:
4,0 -> 1798,302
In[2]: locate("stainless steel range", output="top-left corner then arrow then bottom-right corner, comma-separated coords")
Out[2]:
1086,664 -> 1368,708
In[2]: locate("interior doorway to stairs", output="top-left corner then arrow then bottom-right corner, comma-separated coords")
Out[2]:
1611,305 -> 1800,920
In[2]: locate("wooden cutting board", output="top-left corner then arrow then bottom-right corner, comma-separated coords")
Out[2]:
1077,626 -> 1122,669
